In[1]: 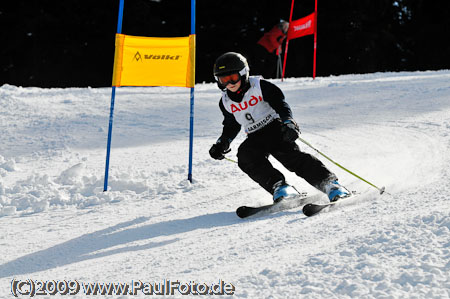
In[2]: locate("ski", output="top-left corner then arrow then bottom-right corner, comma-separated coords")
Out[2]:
236,193 -> 320,218
302,192 -> 357,217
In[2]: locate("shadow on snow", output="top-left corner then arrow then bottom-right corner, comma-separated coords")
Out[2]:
0,211 -> 238,278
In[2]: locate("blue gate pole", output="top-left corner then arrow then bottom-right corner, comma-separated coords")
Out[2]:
104,0 -> 125,192
187,0 -> 196,183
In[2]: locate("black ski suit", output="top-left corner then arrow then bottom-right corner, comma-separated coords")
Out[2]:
217,77 -> 335,194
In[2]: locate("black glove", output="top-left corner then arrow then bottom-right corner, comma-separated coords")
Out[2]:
281,118 -> 300,142
209,138 -> 231,160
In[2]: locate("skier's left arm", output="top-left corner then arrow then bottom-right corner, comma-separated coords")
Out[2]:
261,80 -> 300,142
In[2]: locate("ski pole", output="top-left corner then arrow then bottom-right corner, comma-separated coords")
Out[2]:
297,136 -> 386,195
224,156 -> 237,163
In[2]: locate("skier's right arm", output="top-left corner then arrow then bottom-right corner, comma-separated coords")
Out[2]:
219,100 -> 241,143
209,100 -> 241,160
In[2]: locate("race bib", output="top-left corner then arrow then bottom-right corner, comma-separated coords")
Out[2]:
221,77 -> 279,133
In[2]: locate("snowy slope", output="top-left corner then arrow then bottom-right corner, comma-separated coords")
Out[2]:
0,71 -> 449,298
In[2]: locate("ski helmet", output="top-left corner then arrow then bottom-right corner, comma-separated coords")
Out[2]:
213,52 -> 250,85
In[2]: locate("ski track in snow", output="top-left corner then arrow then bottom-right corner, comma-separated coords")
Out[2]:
0,71 -> 449,298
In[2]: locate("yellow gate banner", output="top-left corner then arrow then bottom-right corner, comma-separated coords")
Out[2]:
112,34 -> 195,87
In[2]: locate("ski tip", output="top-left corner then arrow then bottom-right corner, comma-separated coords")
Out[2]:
302,203 -> 328,217
302,204 -> 315,217
236,206 -> 247,218
380,186 -> 386,195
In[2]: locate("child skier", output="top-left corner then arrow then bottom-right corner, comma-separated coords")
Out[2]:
209,52 -> 349,202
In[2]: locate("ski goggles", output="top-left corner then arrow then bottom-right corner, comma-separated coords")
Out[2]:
217,73 -> 241,86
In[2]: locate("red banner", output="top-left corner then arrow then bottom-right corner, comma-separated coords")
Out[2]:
287,12 -> 316,40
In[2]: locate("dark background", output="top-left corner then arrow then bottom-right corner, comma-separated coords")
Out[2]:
1,0 -> 449,87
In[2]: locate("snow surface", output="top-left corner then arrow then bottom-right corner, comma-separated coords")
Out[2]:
0,71 -> 449,298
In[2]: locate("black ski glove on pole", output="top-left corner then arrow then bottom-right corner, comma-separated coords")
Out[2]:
209,137 -> 231,160
281,118 -> 300,142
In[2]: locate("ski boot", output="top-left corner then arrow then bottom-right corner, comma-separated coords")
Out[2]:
323,180 -> 350,202
272,181 -> 298,202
